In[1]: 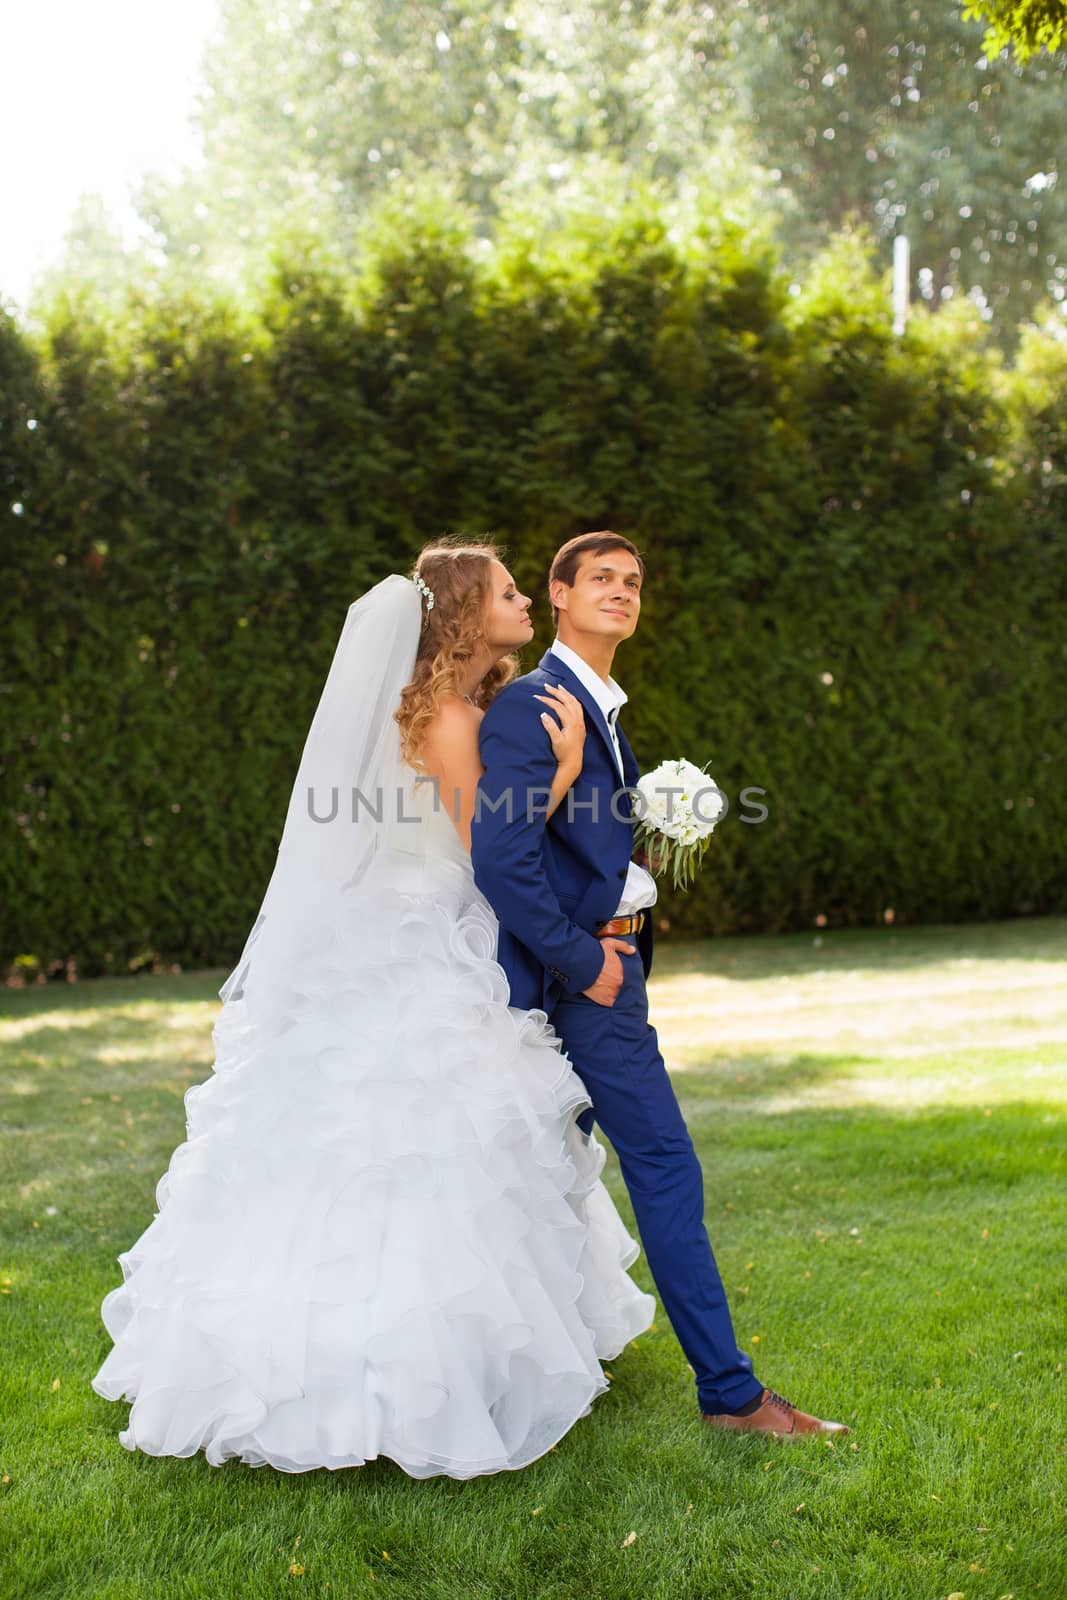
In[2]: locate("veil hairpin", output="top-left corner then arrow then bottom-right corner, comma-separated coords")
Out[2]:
412,572 -> 436,611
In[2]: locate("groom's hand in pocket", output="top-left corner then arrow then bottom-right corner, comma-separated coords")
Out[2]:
582,937 -> 636,1007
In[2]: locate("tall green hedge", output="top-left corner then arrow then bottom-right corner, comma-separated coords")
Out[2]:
2,206 -> 1064,982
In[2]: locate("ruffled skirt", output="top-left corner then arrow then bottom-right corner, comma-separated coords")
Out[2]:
90,850 -> 656,1476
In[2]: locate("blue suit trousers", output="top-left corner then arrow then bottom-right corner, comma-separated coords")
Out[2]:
551,947 -> 764,1416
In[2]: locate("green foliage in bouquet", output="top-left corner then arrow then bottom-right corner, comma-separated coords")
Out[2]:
633,758 -> 724,894
634,822 -> 714,895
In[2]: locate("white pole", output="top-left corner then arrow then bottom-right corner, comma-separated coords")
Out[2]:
893,234 -> 910,336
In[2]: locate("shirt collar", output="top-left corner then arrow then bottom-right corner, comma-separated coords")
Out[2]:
549,636 -> 627,723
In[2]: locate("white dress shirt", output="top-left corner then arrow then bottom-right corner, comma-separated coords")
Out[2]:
549,637 -> 657,918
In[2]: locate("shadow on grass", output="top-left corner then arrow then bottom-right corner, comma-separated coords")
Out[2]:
3,912 -> 1065,1029
673,1096 -> 1067,1193
5,1098 -> 1060,1260
652,913 -> 1067,983
0,968 -> 229,1021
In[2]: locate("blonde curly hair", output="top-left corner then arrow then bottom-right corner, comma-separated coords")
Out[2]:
395,539 -> 519,768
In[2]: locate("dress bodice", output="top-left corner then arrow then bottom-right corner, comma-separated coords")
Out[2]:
375,763 -> 475,894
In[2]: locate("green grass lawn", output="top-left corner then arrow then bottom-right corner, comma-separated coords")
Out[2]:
2,916 -> 1065,1600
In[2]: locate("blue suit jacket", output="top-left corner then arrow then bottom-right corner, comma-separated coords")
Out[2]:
471,648 -> 655,1015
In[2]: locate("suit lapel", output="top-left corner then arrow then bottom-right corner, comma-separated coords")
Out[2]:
616,722 -> 639,792
539,649 -> 621,781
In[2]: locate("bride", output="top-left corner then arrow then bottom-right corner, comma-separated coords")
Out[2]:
90,539 -> 656,1477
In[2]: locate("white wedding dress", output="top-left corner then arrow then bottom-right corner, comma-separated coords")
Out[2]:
91,760 -> 656,1477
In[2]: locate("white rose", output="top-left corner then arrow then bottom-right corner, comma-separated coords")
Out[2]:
637,757 -> 724,843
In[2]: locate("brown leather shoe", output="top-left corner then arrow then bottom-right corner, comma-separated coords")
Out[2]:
702,1387 -> 850,1440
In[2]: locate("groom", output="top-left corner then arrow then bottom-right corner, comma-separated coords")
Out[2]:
470,531 -> 847,1439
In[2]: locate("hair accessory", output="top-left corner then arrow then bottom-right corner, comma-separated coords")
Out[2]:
412,572 -> 436,611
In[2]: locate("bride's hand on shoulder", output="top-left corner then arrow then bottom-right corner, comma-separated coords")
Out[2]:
534,683 -> 584,780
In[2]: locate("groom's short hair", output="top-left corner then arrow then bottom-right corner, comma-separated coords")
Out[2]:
549,531 -> 645,626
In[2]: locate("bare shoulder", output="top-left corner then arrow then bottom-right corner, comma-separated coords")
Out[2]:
421,693 -> 482,758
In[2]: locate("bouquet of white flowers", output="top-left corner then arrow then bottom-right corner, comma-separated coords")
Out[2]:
633,757 -> 726,891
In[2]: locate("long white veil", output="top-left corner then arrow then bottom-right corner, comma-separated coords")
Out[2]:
217,573 -> 423,1031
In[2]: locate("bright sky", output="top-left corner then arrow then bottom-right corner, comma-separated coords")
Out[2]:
0,0 -> 220,310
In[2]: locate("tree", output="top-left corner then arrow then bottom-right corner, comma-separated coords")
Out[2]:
963,0 -> 1067,63
30,1 -> 1067,355
127,0 -> 768,300
733,2 -> 1067,347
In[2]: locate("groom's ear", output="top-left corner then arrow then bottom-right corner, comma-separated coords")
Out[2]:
548,576 -> 569,615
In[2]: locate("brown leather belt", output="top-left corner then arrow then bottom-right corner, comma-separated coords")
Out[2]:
594,912 -> 647,938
